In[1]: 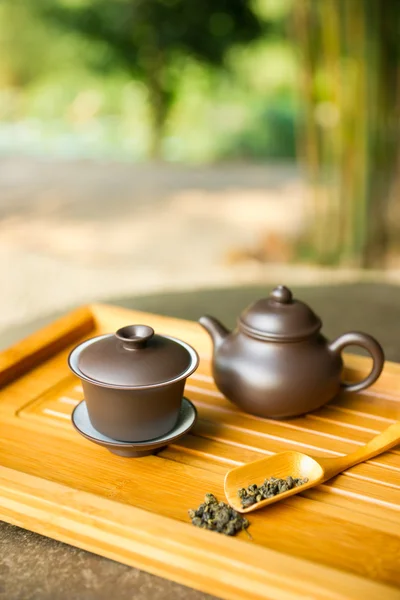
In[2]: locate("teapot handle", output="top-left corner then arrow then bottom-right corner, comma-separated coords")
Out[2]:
328,332 -> 385,393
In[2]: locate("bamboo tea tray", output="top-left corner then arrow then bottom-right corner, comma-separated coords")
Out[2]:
0,304 -> 400,600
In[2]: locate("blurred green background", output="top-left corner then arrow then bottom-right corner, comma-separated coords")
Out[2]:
0,0 -> 297,163
0,0 -> 399,325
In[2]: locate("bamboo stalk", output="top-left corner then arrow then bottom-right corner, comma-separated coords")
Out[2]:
293,0 -> 322,260
318,0 -> 342,262
346,0 -> 368,265
293,0 -> 399,268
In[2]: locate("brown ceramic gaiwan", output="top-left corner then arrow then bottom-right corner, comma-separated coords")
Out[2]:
199,285 -> 385,419
68,324 -> 199,442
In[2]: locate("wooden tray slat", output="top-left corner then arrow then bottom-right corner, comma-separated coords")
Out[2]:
0,304 -> 399,599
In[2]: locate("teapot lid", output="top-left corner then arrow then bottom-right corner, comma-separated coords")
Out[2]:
238,285 -> 322,341
70,324 -> 198,388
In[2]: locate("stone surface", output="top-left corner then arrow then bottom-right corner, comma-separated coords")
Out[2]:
0,522 -> 214,600
1,282 -> 400,361
111,282 -> 400,362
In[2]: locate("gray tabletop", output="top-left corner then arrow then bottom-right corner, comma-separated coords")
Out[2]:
1,283 -> 399,600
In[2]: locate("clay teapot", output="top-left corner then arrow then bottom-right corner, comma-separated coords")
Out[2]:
199,285 -> 385,418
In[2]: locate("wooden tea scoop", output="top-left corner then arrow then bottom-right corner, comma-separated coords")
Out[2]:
224,421 -> 400,513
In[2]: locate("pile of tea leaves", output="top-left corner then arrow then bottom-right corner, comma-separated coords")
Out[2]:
189,493 -> 250,536
238,476 -> 309,508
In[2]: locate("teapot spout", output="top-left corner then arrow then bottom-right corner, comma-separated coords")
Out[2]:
199,315 -> 230,348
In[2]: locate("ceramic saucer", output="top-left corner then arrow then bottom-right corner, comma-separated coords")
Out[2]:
72,397 -> 197,458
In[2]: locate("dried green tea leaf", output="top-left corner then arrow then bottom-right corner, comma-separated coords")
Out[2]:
188,494 -> 251,537
238,475 -> 309,508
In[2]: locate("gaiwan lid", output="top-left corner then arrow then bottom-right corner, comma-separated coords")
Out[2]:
238,285 -> 322,341
71,324 -> 198,388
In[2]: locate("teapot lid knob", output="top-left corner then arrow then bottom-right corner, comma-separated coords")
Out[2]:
239,284 -> 321,341
270,285 -> 293,304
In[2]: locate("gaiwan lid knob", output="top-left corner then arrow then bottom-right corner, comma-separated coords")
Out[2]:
115,324 -> 155,350
238,285 -> 322,341
75,324 -> 196,387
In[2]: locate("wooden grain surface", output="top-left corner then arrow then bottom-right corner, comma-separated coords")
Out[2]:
0,304 -> 399,600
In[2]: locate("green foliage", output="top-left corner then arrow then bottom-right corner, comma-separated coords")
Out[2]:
0,0 -> 296,161
221,98 -> 297,160
39,0 -> 265,70
36,0 -> 267,154
0,2 -> 54,88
